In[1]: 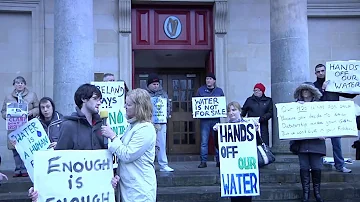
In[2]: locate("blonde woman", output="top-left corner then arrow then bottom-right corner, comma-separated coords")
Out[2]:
102,88 -> 157,202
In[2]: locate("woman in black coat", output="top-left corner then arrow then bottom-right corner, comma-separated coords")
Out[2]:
290,82 -> 325,202
241,83 -> 273,146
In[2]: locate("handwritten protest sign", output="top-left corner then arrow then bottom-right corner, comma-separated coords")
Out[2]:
218,122 -> 260,197
326,60 -> 360,93
6,102 -> 28,130
92,81 -> 128,137
192,96 -> 227,118
8,119 -> 51,182
34,150 -> 115,202
151,97 -> 167,123
276,101 -> 358,140
92,81 -> 129,168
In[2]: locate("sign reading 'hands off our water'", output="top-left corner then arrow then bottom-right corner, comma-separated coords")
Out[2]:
276,101 -> 358,140
192,96 -> 227,118
218,122 -> 260,197
34,150 -> 115,202
8,119 -> 52,182
326,60 -> 360,93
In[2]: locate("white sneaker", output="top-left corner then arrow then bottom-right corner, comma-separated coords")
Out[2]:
337,167 -> 352,173
160,166 -> 174,172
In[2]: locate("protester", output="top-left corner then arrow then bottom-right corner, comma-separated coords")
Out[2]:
290,82 -> 325,202
1,76 -> 39,177
196,72 -> 225,168
241,83 -> 273,146
313,63 -> 355,173
37,97 -> 63,149
214,101 -> 261,202
102,88 -> 157,202
28,83 -> 108,201
145,73 -> 174,172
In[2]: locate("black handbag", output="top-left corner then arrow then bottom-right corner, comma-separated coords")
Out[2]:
257,136 -> 275,167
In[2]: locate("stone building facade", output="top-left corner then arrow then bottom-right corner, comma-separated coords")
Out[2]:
0,0 -> 359,170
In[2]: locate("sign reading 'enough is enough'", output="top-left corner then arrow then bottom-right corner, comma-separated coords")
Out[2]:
275,101 -> 358,140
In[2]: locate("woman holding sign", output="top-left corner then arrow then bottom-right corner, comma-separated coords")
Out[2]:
101,88 -> 157,202
291,82 -> 325,202
214,101 -> 262,202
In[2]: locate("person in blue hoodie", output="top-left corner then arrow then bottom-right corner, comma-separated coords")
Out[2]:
196,72 -> 225,168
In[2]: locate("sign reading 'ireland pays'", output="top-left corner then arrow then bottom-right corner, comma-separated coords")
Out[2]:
92,81 -> 129,169
8,118 -> 52,182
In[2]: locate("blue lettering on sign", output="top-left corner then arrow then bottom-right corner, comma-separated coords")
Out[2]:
222,173 -> 258,195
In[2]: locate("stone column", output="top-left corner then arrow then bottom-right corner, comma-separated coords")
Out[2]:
119,0 -> 132,89
53,0 -> 94,115
270,0 -> 310,153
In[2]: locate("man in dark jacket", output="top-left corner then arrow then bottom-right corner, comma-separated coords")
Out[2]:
196,73 -> 225,168
55,83 -> 106,150
241,83 -> 273,146
313,64 -> 356,173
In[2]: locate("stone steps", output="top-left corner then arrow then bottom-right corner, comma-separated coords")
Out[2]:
157,182 -> 360,202
1,159 -> 359,202
2,182 -> 359,202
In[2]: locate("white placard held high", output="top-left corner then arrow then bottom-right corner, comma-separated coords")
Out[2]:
218,122 -> 260,197
34,150 -> 115,202
276,101 -> 358,140
192,96 -> 227,118
325,60 -> 360,93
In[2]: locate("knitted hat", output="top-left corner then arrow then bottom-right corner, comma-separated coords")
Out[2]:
206,72 -> 216,80
254,83 -> 266,93
147,73 -> 160,86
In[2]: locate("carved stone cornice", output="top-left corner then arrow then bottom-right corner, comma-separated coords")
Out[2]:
214,0 -> 227,34
308,2 -> 360,17
119,0 -> 131,33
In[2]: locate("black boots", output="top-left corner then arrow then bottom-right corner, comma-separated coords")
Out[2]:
300,169 -> 310,202
300,169 -> 324,202
311,169 -> 324,202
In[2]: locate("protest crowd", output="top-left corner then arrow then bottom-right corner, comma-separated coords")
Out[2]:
1,63 -> 360,202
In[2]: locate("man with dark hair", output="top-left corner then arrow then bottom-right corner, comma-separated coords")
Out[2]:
28,84 -> 108,201
55,83 -> 106,150
313,63 -> 357,173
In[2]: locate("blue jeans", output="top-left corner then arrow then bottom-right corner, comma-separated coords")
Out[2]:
200,118 -> 219,163
331,137 -> 345,170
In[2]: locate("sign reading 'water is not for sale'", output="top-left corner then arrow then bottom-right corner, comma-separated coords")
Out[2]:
192,96 -> 227,118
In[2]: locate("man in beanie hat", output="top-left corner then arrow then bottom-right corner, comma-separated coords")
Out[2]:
313,64 -> 357,173
145,73 -> 174,172
195,72 -> 225,168
241,83 -> 273,146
